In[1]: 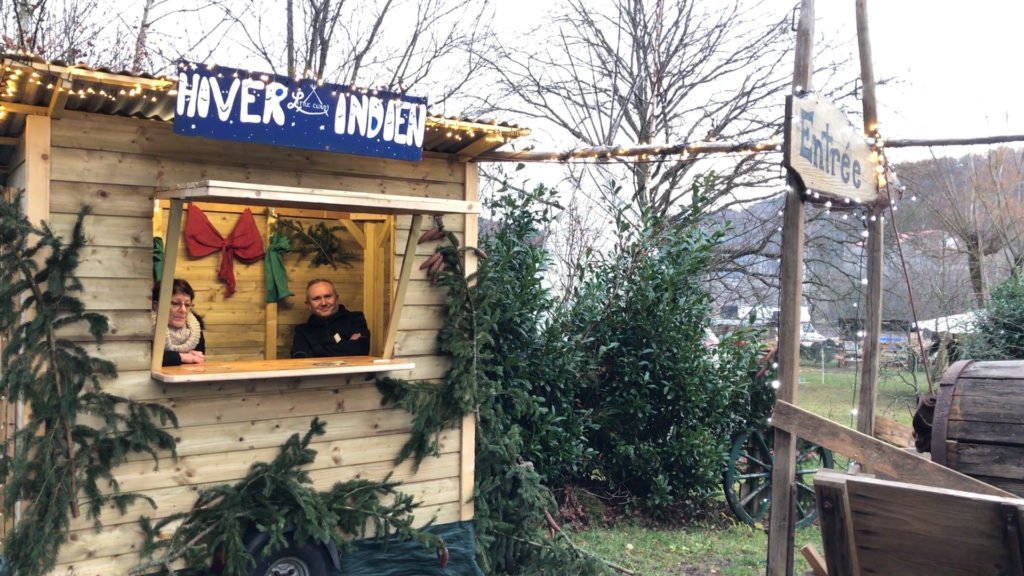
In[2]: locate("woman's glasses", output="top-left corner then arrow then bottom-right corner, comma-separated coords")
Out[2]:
170,300 -> 193,310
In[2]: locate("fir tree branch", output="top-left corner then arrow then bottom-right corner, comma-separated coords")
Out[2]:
137,418 -> 443,576
0,192 -> 180,576
10,236 -> 79,517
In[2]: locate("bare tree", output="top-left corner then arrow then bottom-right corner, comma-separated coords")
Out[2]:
1,0 -> 123,64
124,0 -> 236,73
218,0 -> 495,109
896,147 -> 1024,306
478,0 -> 815,224
0,0 -> 235,72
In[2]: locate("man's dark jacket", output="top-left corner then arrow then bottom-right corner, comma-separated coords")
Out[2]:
291,306 -> 371,358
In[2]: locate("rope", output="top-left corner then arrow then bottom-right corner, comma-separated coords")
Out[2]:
884,183 -> 935,396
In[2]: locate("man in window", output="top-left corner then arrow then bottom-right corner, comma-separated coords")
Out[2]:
291,278 -> 371,358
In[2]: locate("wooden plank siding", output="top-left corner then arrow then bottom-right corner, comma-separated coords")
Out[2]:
30,111 -> 472,574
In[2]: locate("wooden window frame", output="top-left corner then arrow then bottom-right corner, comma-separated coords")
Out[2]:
150,180 -> 479,382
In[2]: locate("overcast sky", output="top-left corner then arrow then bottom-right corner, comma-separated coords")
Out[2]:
493,0 -> 1024,161
815,1 -> 1024,154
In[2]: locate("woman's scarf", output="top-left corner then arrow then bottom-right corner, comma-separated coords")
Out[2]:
153,311 -> 202,352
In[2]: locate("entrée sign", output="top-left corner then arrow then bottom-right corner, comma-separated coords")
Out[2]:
173,62 -> 429,162
784,94 -> 878,204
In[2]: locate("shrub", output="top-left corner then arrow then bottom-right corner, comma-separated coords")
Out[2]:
557,204 -> 766,515
973,273 -> 1024,359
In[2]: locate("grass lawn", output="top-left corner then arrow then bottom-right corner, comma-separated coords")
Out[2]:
571,365 -> 927,575
794,363 -> 923,429
574,522 -> 822,575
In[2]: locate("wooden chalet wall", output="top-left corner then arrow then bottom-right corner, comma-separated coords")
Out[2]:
23,111 -> 473,575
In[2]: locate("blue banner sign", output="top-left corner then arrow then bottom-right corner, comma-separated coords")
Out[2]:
173,62 -> 428,162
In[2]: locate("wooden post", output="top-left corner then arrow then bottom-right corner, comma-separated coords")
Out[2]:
151,199 -> 183,372
460,162 -> 479,521
265,208 -> 279,359
383,214 -> 423,358
24,115 -> 50,225
16,115 -> 51,524
363,221 -> 383,357
1,187 -> 12,536
856,0 -> 883,437
767,0 -> 814,574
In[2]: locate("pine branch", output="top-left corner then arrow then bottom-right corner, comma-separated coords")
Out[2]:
137,418 -> 444,576
275,218 -> 353,269
9,225 -> 80,517
0,192 -> 180,576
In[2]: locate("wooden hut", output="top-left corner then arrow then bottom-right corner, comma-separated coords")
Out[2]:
0,55 -> 527,575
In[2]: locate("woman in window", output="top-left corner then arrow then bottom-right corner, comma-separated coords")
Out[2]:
152,278 -> 206,366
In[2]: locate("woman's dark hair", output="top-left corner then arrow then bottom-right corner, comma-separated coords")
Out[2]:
152,278 -> 196,303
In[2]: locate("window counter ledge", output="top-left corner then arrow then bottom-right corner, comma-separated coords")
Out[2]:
152,356 -> 415,383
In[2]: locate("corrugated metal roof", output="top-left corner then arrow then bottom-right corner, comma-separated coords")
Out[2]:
0,54 -> 528,161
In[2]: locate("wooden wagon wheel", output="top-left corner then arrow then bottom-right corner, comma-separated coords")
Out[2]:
723,428 -> 834,529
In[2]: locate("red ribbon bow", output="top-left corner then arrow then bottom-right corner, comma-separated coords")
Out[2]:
184,204 -> 265,296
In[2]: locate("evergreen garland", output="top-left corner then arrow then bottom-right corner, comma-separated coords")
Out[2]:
275,218 -> 353,269
136,417 -> 445,576
377,185 -> 614,575
0,193 -> 179,576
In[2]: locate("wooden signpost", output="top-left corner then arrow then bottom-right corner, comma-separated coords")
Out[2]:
784,93 -> 878,204
769,0 -> 885,574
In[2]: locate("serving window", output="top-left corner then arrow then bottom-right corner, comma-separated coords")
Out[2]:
149,180 -> 480,382
153,201 -> 393,362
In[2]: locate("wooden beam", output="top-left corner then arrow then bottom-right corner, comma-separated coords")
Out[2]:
886,134 -> 1024,148
873,414 -> 913,448
1,187 -> 13,534
24,115 -> 50,224
152,356 -> 415,383
363,221 -> 383,357
264,209 -> 279,360
455,136 -> 503,160
855,0 -> 884,439
383,214 -> 423,358
857,210 -> 883,436
158,180 -> 480,216
339,219 -> 366,249
47,75 -> 71,119
814,478 -> 855,576
460,162 -> 479,522
19,116 -> 50,527
772,400 -> 1014,497
768,3 -> 814,573
800,544 -> 828,576
0,101 -> 49,116
477,138 -> 780,163
151,199 -> 183,373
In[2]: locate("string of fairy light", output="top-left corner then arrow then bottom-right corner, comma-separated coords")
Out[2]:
0,54 -> 527,145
